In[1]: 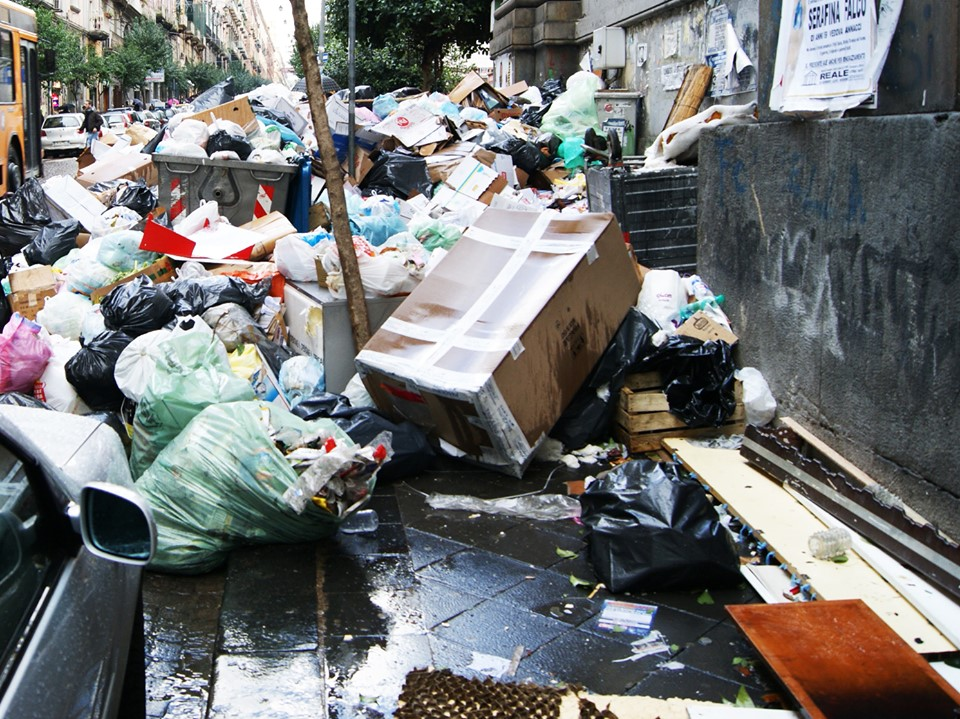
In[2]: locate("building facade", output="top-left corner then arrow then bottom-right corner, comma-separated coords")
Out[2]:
40,0 -> 285,110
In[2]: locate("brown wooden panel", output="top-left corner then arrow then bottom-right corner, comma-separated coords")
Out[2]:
727,600 -> 960,719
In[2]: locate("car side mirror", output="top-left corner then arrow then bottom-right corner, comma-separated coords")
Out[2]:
78,483 -> 156,566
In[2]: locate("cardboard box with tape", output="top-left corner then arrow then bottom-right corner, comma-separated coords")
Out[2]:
355,209 -> 641,476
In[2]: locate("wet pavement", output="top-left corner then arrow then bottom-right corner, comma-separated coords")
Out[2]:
143,454 -> 780,718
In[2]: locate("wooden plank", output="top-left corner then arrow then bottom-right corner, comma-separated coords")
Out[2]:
779,417 -> 940,532
620,387 -> 671,413
788,485 -> 960,650
614,420 -> 745,454
623,371 -> 664,391
727,600 -> 960,719
664,438 -> 954,653
617,403 -> 745,433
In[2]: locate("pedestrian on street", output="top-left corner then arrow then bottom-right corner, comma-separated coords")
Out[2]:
81,102 -> 103,147
132,97 -> 144,111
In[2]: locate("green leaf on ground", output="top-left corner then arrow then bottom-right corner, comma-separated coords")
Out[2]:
722,686 -> 756,708
832,554 -> 849,563
569,574 -> 593,589
697,589 -> 715,605
555,548 -> 577,559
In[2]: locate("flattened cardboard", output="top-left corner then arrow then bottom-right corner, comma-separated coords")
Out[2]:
677,311 -> 739,345
371,105 -> 450,149
182,97 -> 258,134
76,153 -> 157,189
355,210 -> 641,476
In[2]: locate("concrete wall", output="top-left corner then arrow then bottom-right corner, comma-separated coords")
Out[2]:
697,113 -> 960,536
578,0 -> 760,150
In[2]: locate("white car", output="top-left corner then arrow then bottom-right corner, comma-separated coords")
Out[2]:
40,113 -> 86,156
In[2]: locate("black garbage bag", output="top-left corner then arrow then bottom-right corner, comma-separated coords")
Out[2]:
206,130 -> 253,160
190,77 -> 235,111
519,103 -> 552,128
540,78 -> 565,105
550,309 -> 657,449
635,335 -> 737,428
111,179 -> 157,217
0,178 -> 51,255
359,150 -> 433,200
534,132 -> 561,159
0,391 -> 51,409
100,277 -> 176,337
293,394 -> 435,482
65,331 -> 134,411
480,130 -> 551,174
579,459 -> 741,592
142,129 -> 164,155
22,219 -> 81,266
160,276 -> 271,316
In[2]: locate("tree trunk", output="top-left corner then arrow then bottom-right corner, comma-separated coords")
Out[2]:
289,0 -> 371,352
420,39 -> 443,92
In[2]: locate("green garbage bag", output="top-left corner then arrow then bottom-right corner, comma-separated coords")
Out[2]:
407,216 -> 462,252
138,400 -> 392,573
129,328 -> 255,479
540,71 -> 604,142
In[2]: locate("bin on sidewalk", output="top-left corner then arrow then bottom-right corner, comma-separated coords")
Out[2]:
153,154 -> 298,226
594,91 -> 643,156
586,164 -> 697,274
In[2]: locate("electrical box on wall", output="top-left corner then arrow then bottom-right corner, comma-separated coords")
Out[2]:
591,27 -> 626,69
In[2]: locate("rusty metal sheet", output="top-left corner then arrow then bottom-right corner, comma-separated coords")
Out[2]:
727,599 -> 960,719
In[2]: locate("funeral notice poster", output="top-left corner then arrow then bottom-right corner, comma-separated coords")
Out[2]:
770,0 -> 902,114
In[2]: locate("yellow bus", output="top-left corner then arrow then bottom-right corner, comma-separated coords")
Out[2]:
0,0 -> 41,194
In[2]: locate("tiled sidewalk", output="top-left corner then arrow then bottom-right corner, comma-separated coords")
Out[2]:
144,456 -> 780,718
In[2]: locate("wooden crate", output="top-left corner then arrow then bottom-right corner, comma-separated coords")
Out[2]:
614,372 -> 745,453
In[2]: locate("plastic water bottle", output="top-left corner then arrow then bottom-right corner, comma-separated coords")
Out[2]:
339,509 -> 379,534
808,527 -> 852,559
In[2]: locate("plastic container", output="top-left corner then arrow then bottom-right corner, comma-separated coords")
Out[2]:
585,164 -> 698,273
808,527 -> 852,559
339,509 -> 379,534
153,154 -> 298,226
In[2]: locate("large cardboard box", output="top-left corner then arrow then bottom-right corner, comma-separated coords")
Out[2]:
181,97 -> 258,134
355,210 -> 642,476
7,266 -> 57,320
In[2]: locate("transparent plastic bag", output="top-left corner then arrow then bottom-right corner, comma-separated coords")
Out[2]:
274,235 -> 319,281
735,367 -> 777,426
279,355 -> 325,407
426,492 -> 581,521
539,71 -> 603,141
129,329 -> 254,479
97,230 -> 159,272
137,401 -> 390,573
35,290 -> 92,341
33,335 -> 89,414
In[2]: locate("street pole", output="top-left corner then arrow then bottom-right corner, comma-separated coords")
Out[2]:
347,0 -> 355,178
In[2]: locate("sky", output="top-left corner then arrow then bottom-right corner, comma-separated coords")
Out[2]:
259,0 -> 326,71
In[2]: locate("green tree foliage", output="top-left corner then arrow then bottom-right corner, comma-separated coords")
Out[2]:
25,2 -> 86,89
107,18 -> 171,92
326,0 -> 490,91
226,59 -> 267,95
288,27 -> 420,94
185,61 -> 225,93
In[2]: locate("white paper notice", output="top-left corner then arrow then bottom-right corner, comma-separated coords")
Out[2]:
770,0 -> 903,114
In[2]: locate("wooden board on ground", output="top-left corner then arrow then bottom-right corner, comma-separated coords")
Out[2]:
727,600 -> 960,719
779,417 -> 943,533
664,438 -> 954,653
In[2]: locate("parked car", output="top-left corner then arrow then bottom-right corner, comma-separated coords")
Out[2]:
101,111 -> 130,132
0,404 -> 156,719
131,110 -> 161,131
40,112 -> 85,156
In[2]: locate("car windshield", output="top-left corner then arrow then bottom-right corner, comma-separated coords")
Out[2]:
43,116 -> 80,128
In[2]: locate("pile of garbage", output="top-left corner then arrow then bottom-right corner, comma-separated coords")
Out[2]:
0,69 -> 773,577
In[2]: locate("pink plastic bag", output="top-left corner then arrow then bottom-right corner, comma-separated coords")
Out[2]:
0,314 -> 53,393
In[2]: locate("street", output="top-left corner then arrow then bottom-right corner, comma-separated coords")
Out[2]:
41,154 -> 78,182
